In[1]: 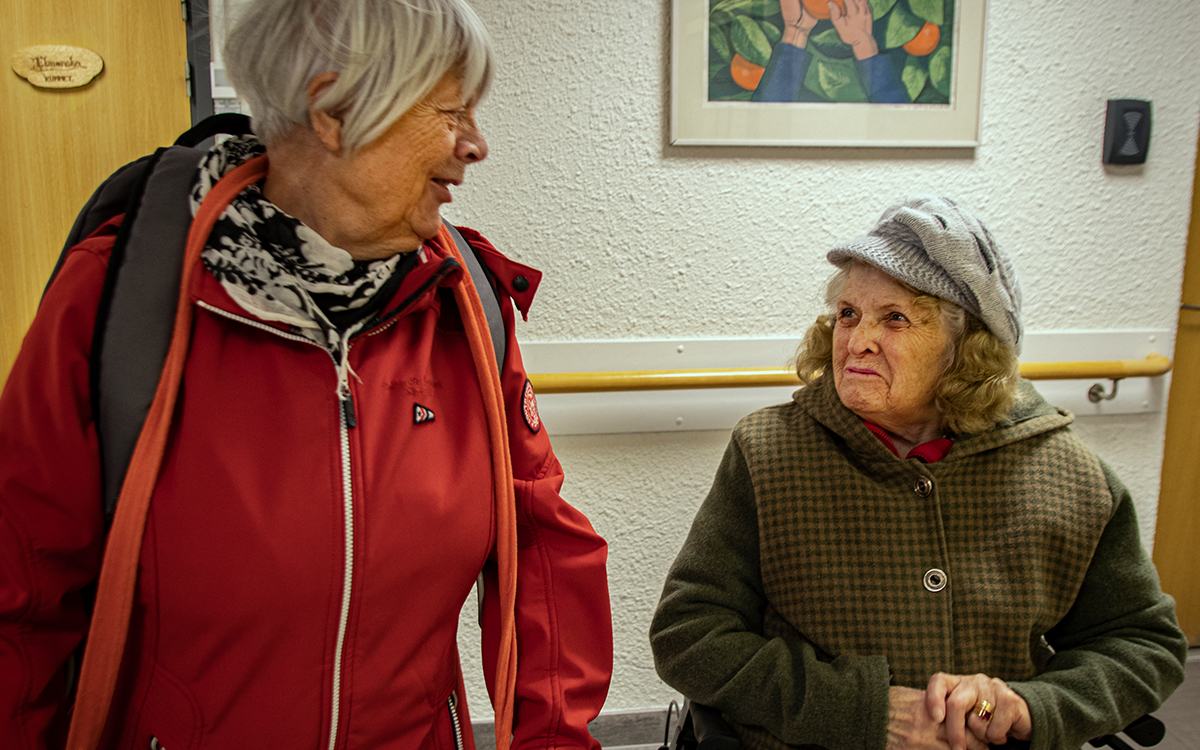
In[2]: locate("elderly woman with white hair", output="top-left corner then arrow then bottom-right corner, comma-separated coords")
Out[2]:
0,1 -> 611,749
650,197 -> 1186,750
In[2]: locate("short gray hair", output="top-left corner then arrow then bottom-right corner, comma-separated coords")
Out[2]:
224,0 -> 494,152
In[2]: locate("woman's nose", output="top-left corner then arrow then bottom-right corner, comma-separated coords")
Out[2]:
847,319 -> 880,353
457,121 -> 488,163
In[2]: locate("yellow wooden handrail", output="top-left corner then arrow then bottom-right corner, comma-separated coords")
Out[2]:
527,354 -> 1173,395
1018,353 -> 1172,381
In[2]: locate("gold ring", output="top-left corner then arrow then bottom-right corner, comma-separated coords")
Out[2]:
975,699 -> 994,721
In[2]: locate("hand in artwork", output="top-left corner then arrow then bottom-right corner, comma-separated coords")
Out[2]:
780,0 -> 820,48
887,686 -> 990,750
925,673 -> 1033,750
830,0 -> 880,60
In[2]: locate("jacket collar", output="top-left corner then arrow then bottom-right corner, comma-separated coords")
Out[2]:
798,375 -> 1073,464
449,225 -> 542,320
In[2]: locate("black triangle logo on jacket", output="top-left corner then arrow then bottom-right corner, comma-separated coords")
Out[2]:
414,404 -> 436,424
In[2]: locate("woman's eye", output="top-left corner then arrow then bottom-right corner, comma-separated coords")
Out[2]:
837,307 -> 857,320
887,311 -> 910,323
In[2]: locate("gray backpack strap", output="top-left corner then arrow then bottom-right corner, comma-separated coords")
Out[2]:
97,146 -> 206,517
443,220 -> 507,368
43,156 -> 158,300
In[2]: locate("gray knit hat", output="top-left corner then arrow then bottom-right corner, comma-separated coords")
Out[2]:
827,195 -> 1023,352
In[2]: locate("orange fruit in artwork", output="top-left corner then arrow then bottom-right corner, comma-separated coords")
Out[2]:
903,22 -> 940,56
730,53 -> 766,90
801,0 -> 846,20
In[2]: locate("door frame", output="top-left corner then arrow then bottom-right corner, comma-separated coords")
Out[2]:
1152,125 -> 1200,645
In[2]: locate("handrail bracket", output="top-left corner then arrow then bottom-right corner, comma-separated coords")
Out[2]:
1087,379 -> 1122,403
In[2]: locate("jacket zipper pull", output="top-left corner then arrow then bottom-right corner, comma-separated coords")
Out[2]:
335,342 -> 358,430
340,391 -> 357,429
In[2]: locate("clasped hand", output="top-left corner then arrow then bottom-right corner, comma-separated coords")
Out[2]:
887,673 -> 1032,750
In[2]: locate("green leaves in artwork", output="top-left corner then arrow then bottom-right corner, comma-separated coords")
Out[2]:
710,20 -> 733,62
730,14 -> 775,67
929,44 -> 952,95
867,0 -> 900,19
805,53 -> 867,102
809,28 -> 854,59
710,0 -> 781,66
908,0 -> 943,25
884,2 -> 924,49
711,0 -> 781,18
818,61 -> 867,102
706,0 -> 955,103
901,55 -> 928,101
914,83 -> 948,103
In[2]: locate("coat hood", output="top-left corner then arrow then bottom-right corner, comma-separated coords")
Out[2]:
796,375 -> 1073,464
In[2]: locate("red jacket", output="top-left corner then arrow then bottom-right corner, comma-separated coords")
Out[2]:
0,216 -> 612,749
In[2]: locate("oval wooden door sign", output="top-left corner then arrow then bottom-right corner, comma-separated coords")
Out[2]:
11,45 -> 104,89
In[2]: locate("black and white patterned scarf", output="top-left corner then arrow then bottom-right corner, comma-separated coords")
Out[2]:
189,135 -> 403,352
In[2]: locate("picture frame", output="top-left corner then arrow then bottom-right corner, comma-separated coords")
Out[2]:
671,0 -> 986,147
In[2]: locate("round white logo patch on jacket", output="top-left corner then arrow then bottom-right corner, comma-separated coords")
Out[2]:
521,379 -> 541,434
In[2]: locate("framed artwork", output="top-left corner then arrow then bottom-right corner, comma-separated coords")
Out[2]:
671,0 -> 986,147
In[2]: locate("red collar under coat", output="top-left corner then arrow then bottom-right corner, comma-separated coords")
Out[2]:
861,420 -> 953,463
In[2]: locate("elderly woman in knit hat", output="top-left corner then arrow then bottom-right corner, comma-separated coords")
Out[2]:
650,196 -> 1186,750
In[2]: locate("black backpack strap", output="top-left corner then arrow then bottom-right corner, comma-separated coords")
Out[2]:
443,220 -> 507,368
42,114 -> 253,301
174,113 -> 253,148
94,146 -> 206,518
43,155 -> 159,300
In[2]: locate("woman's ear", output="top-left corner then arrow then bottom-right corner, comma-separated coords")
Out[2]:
307,72 -> 343,154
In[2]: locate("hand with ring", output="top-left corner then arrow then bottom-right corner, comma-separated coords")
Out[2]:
975,699 -> 994,722
886,686 -> 989,750
924,672 -> 1033,750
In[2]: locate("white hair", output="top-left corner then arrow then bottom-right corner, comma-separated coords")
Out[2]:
223,0 -> 494,152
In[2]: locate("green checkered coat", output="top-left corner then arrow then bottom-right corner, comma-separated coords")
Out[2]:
650,376 -> 1186,750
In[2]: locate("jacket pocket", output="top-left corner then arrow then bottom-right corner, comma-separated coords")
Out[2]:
131,665 -> 202,750
424,638 -> 460,710
448,692 -> 466,750
421,642 -> 471,750
419,691 -> 467,750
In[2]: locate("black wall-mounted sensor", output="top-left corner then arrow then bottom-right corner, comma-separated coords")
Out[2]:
1103,99 -> 1152,165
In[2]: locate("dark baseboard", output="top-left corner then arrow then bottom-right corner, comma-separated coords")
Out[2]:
473,707 -> 670,749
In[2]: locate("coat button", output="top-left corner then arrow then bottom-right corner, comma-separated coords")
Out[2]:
512,275 -> 530,292
923,568 -> 947,592
913,476 -> 933,496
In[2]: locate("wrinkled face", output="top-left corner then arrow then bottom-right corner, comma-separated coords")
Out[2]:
831,264 -> 951,436
341,71 -> 487,255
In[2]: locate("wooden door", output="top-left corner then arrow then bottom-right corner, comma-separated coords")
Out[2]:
0,0 -> 191,384
1154,133 -> 1200,645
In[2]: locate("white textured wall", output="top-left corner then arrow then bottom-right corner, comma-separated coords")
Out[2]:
450,0 -> 1200,719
